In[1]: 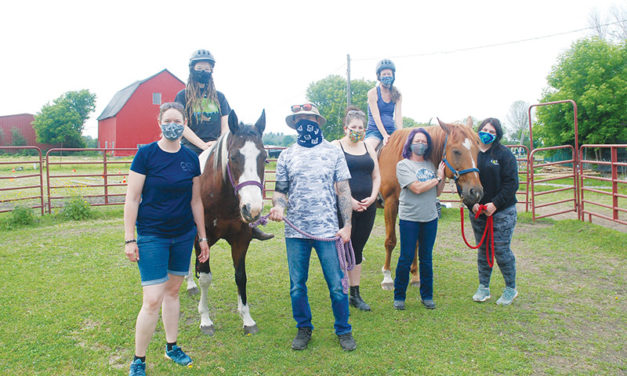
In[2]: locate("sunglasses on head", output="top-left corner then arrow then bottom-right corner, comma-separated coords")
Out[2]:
291,103 -> 316,113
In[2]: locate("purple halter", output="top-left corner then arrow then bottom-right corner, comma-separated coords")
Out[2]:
226,158 -> 264,195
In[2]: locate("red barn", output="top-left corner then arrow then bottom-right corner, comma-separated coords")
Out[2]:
98,69 -> 185,156
0,113 -> 56,150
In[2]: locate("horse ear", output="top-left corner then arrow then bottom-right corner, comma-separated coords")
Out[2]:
228,110 -> 239,134
255,109 -> 266,135
465,116 -> 473,129
437,118 -> 451,134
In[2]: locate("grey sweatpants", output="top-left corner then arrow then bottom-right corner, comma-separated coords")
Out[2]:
469,205 -> 517,289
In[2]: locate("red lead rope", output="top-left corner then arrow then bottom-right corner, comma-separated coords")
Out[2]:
460,205 -> 495,268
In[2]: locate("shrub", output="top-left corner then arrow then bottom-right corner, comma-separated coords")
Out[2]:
60,197 -> 92,220
11,205 -> 35,226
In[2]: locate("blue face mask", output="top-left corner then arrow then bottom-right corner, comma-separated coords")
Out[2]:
479,131 -> 496,145
380,76 -> 394,88
161,122 -> 185,141
295,119 -> 323,148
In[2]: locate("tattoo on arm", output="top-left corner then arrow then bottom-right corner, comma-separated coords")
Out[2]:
336,180 -> 352,226
273,192 -> 288,209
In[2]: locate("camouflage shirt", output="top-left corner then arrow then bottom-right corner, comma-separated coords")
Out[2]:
276,141 -> 351,238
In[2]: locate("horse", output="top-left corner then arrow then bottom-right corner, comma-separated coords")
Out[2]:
379,117 -> 484,290
188,109 -> 267,335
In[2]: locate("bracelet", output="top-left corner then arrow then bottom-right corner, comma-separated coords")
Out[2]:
198,237 -> 209,243
125,239 -> 137,244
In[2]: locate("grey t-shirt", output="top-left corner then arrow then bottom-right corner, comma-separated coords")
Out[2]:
396,159 -> 438,222
276,141 -> 351,238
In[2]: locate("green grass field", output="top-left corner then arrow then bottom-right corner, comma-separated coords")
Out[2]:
1,206 -> 625,375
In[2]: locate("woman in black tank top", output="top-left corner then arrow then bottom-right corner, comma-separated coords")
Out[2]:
332,107 -> 381,311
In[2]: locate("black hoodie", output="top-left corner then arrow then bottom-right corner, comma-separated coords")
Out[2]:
476,142 -> 518,212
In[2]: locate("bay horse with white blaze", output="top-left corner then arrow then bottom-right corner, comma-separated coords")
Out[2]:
190,109 -> 267,335
379,118 -> 484,289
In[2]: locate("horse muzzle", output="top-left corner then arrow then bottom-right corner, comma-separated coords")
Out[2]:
460,186 -> 483,207
240,202 -> 262,223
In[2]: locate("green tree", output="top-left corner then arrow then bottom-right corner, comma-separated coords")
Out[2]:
306,75 -> 376,140
33,89 -> 96,148
536,38 -> 626,147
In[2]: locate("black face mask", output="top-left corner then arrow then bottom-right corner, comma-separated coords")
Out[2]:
191,69 -> 212,83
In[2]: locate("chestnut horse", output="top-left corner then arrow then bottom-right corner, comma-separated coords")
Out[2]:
379,118 -> 484,290
190,109 -> 267,335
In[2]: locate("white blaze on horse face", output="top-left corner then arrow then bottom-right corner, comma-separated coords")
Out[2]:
238,141 -> 263,219
463,138 -> 478,169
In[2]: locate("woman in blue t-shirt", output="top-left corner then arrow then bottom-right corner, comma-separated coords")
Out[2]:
393,128 -> 445,311
365,59 -> 403,151
124,102 -> 209,376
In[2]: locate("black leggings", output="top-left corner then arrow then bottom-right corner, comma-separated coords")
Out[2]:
339,204 -> 376,265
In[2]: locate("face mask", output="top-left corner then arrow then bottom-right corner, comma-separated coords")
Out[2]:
411,143 -> 427,156
160,122 -> 184,141
479,131 -> 496,145
295,119 -> 323,148
348,129 -> 365,143
191,69 -> 212,83
380,76 -> 394,88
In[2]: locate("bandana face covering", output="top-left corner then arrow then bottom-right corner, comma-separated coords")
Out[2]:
380,76 -> 394,88
348,129 -> 365,143
479,131 -> 496,145
160,122 -> 185,141
295,119 -> 323,148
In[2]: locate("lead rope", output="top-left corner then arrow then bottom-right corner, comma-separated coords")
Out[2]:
250,213 -> 355,294
460,205 -> 495,268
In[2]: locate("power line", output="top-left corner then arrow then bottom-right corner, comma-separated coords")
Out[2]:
353,19 -> 626,62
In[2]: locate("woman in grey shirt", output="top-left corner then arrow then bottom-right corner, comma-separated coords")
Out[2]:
393,128 -> 445,310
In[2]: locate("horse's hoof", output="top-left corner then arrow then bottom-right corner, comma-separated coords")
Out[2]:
244,325 -> 259,335
410,281 -> 421,288
200,325 -> 215,336
381,282 -> 394,291
186,287 -> 199,296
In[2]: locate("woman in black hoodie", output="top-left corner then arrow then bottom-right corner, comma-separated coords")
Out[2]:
470,118 -> 519,306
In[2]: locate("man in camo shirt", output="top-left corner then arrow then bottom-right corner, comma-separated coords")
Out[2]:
269,103 -> 356,352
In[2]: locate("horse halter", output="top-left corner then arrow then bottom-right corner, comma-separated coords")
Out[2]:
226,156 -> 264,195
441,134 -> 480,182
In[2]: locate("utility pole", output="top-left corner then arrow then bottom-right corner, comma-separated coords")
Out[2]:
346,54 -> 352,107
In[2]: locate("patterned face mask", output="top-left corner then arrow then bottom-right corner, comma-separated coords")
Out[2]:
348,129 -> 365,143
160,122 -> 185,141
479,131 -> 496,145
380,76 -> 394,88
295,119 -> 323,148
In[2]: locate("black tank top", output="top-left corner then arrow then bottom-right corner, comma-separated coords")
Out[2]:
340,142 -> 375,201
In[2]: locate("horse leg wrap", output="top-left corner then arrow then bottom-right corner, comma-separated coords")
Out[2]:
198,272 -> 214,335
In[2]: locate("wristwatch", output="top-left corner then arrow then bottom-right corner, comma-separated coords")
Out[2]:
436,176 -> 442,183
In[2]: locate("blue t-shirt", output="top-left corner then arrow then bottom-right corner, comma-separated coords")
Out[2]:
276,141 -> 351,238
130,142 -> 201,237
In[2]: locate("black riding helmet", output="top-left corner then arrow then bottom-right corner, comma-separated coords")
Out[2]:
189,49 -> 216,69
376,59 -> 396,79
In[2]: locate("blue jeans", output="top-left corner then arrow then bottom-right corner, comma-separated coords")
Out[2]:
394,218 -> 438,301
285,237 -> 351,335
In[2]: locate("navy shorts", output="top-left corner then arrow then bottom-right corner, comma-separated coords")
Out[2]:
136,226 -> 197,286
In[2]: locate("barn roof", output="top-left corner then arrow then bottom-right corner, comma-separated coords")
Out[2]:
97,69 -> 184,121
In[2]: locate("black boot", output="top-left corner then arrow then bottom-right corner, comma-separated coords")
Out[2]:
252,226 -> 274,241
349,286 -> 371,311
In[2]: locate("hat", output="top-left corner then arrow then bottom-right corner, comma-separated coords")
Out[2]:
285,104 -> 327,128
